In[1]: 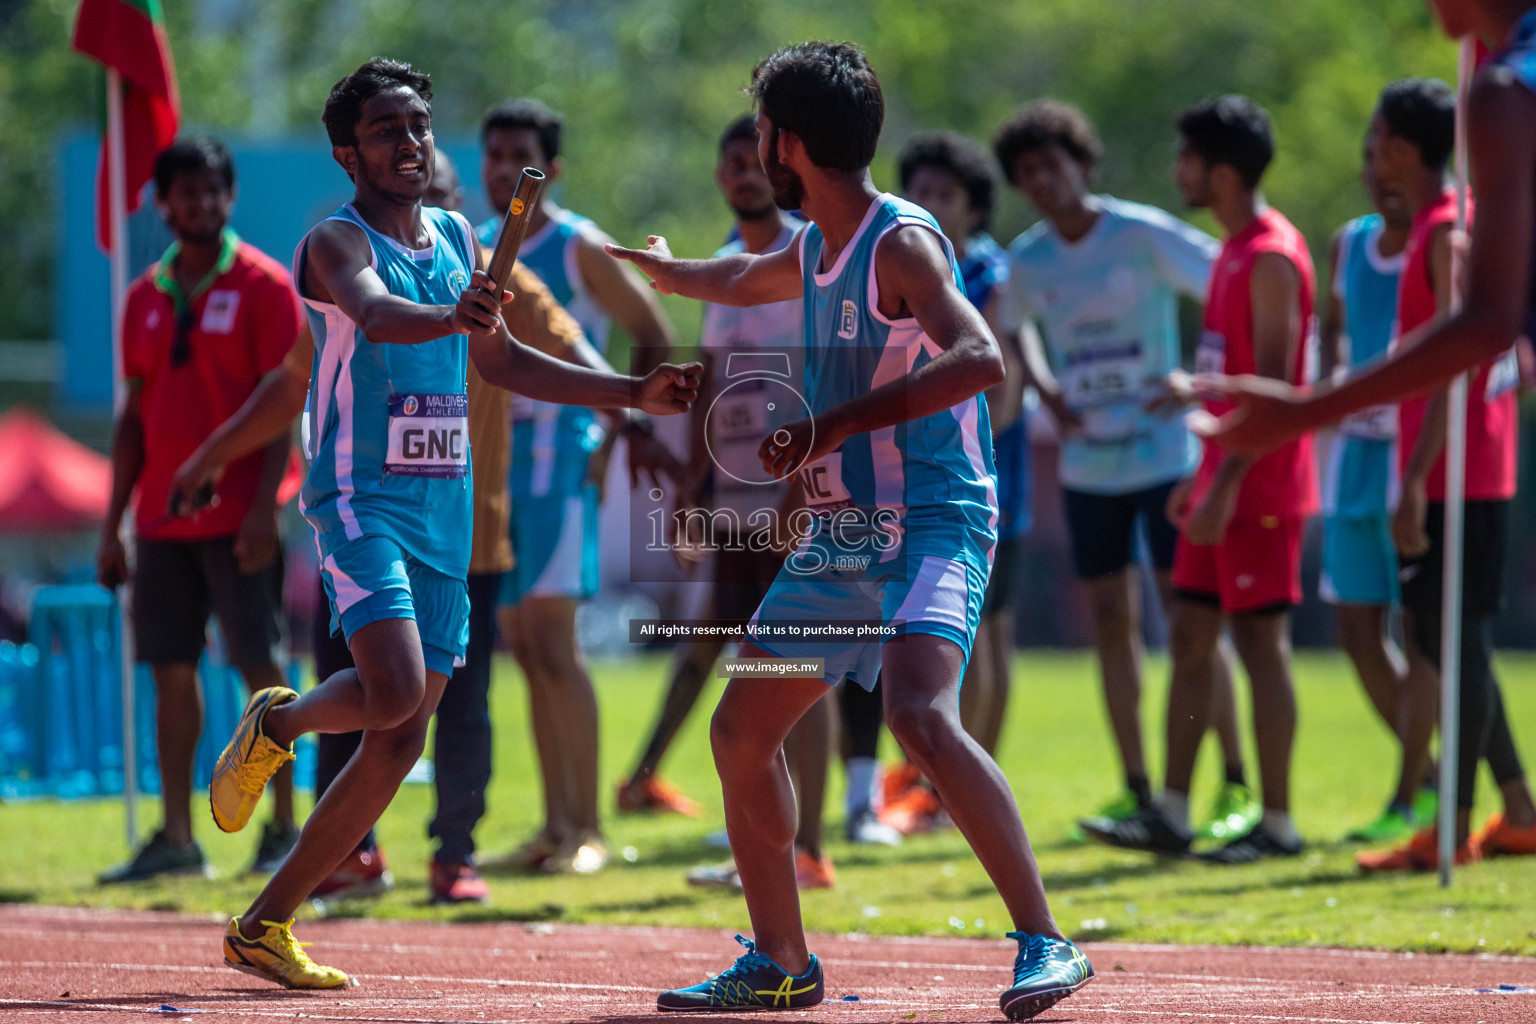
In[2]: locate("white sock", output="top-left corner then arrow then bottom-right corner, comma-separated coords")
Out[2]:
1261,809 -> 1297,844
846,758 -> 878,816
1160,790 -> 1190,832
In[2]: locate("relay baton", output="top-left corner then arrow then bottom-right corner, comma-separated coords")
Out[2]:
484,167 -> 546,295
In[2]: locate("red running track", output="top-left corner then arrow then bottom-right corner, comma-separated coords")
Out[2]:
0,905 -> 1533,1023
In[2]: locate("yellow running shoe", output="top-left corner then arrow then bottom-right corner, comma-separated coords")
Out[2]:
210,687 -> 297,833
223,917 -> 353,990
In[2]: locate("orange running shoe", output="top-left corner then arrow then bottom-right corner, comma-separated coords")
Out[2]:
794,848 -> 836,889
881,762 -> 924,808
881,786 -> 942,836
616,775 -> 702,817
1471,812 -> 1536,858
1357,827 -> 1478,873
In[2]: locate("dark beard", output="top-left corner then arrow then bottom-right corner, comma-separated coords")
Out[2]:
729,199 -> 779,222
763,146 -> 804,211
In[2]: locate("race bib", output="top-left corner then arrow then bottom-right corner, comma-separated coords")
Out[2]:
1059,341 -> 1143,410
1195,330 -> 1226,376
713,379 -> 768,442
385,393 -> 468,478
1341,404 -> 1397,441
1486,348 -> 1520,399
797,452 -> 854,514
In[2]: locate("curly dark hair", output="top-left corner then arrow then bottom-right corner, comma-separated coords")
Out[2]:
748,41 -> 883,172
481,98 -> 564,162
1176,95 -> 1274,190
1377,77 -> 1455,172
718,113 -> 758,154
992,100 -> 1102,185
898,131 -> 996,233
154,136 -> 234,198
322,57 -> 432,149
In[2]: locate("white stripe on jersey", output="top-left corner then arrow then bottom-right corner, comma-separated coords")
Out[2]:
322,552 -> 370,614
291,214 -> 381,543
892,555 -> 970,632
331,321 -> 362,540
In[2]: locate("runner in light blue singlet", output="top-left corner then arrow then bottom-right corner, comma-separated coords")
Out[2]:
1319,214 -> 1403,607
750,194 -> 999,688
298,202 -> 478,673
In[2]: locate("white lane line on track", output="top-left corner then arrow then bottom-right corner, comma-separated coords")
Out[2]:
0,994 -> 1431,1024
0,960 -> 653,994
6,907 -> 1531,967
8,907 -> 1534,975
0,995 -> 992,1024
1068,1010 -> 1411,1024
3,938 -> 1514,1002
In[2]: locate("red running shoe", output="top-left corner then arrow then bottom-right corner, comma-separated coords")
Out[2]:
429,860 -> 490,904
310,847 -> 393,900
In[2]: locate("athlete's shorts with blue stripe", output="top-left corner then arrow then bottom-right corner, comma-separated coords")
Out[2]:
1319,514 -> 1399,607
319,534 -> 470,677
747,524 -> 993,688
499,486 -> 600,606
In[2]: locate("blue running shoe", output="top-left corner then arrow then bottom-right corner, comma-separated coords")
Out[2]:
657,934 -> 823,1011
1000,933 -> 1093,1021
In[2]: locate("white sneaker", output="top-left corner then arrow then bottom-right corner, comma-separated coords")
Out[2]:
846,809 -> 902,846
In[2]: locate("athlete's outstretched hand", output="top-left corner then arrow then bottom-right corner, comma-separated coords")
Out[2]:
1190,374 -> 1312,458
606,237 -> 678,295
453,270 -> 513,336
634,361 -> 703,416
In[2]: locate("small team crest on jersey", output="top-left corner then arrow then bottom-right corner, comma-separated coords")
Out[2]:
201,290 -> 240,334
837,300 -> 858,340
402,395 -> 419,416
449,269 -> 468,291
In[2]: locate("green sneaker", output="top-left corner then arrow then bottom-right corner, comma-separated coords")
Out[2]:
1413,788 -> 1439,827
1194,782 -> 1261,841
1345,806 -> 1415,843
1068,790 -> 1141,844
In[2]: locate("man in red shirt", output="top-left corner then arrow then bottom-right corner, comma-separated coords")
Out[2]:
1357,78 -> 1531,871
1084,96 -> 1315,863
97,137 -> 301,883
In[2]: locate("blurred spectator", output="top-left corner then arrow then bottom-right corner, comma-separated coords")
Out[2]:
97,137 -> 300,883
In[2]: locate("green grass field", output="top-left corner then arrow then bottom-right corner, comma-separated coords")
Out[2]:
2,650 -> 1533,954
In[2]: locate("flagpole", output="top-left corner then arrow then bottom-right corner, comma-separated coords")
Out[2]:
106,67 -> 138,849
1438,34 -> 1476,887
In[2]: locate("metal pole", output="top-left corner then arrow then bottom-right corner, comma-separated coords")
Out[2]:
1437,34 -> 1476,887
106,68 -> 138,848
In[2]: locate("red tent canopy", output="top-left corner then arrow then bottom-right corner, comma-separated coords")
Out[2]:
0,408 -> 110,533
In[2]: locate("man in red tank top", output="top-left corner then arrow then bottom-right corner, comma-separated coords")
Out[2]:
1199,0 -> 1536,870
1357,77 -> 1529,872
1083,96 -> 1314,864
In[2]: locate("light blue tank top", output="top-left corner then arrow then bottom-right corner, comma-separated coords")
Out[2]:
296,204 -> 475,578
1322,215 -> 1403,519
796,194 -> 997,560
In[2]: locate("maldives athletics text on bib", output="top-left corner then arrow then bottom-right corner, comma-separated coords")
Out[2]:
385,392 -> 469,478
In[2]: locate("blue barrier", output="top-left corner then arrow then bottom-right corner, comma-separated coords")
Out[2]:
0,585 -> 312,800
